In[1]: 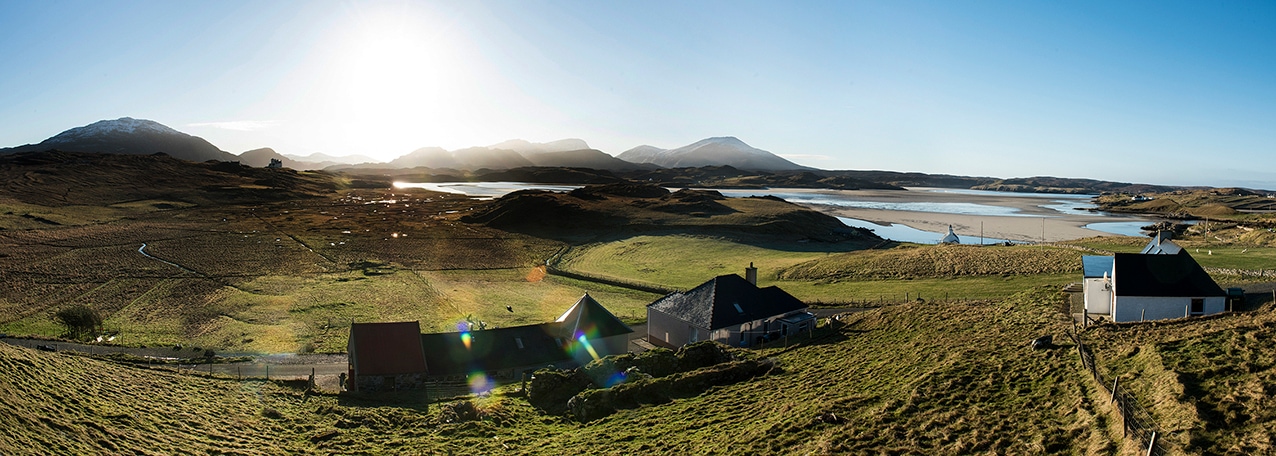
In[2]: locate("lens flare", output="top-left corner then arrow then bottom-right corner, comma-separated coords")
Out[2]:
605,371 -> 627,388
467,371 -> 493,394
576,333 -> 600,361
460,331 -> 472,350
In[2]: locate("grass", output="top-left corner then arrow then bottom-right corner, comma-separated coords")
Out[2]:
1082,302 -> 1276,454
0,266 -> 657,354
556,235 -> 844,290
559,235 -> 1084,304
0,287 -> 1123,454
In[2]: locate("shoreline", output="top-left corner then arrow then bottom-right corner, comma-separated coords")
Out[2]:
780,187 -> 1154,243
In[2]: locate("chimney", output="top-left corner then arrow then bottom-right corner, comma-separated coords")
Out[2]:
745,262 -> 757,286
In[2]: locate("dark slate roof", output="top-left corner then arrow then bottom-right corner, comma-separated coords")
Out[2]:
1114,252 -> 1225,297
647,274 -> 807,330
421,324 -> 568,376
421,294 -> 632,376
348,321 -> 428,376
555,293 -> 634,339
1082,256 -> 1115,278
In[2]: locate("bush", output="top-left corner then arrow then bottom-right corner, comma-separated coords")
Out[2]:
527,368 -> 593,415
53,305 -> 102,339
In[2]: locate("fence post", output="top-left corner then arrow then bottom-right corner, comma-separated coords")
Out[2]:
1111,377 -> 1119,401
1147,431 -> 1158,456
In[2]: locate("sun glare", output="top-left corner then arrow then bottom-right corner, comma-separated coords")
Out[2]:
321,7 -> 473,157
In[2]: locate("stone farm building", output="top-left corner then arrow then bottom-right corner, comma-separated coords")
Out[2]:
647,265 -> 814,349
346,321 -> 428,393
1082,234 -> 1226,322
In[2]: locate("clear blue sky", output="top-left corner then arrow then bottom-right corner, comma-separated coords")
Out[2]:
1,0 -> 1272,188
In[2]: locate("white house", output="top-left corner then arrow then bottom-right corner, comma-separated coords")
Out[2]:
1084,250 -> 1227,322
940,225 -> 960,244
1081,255 -> 1114,315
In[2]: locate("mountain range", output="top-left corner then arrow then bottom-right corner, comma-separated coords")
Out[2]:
0,118 -> 807,172
1,117 -> 1236,194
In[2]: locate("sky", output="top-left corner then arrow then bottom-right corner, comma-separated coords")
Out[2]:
0,0 -> 1273,188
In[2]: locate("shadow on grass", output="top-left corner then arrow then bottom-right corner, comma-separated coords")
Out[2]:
524,228 -> 891,254
337,389 -> 434,412
761,325 -> 855,353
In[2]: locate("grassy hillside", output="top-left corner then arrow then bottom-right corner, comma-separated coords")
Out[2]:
778,243 -> 1083,280
1,287 -> 1126,454
1081,303 -> 1276,454
461,183 -> 880,245
559,235 -> 1083,304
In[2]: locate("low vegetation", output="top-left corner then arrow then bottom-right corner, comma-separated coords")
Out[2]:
559,235 -> 1085,304
1081,301 -> 1276,454
778,243 -> 1083,280
1,287 -> 1127,454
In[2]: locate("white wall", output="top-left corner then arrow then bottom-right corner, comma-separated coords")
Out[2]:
1083,278 -> 1113,314
1113,296 -> 1226,322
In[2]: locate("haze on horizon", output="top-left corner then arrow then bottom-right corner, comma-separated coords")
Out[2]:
0,1 -> 1273,189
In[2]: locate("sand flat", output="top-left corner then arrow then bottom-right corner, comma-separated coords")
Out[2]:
773,187 -> 1151,243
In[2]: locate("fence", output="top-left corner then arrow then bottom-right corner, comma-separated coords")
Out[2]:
1067,329 -> 1167,456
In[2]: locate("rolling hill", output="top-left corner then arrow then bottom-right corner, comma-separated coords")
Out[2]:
0,117 -> 240,163
460,182 -> 875,244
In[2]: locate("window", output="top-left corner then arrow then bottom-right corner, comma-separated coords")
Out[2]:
1190,298 -> 1204,314
515,337 -> 524,349
733,303 -> 744,313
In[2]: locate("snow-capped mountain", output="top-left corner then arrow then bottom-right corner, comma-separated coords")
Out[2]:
617,137 -> 808,171
46,117 -> 183,142
614,145 -> 668,164
1,117 -> 239,163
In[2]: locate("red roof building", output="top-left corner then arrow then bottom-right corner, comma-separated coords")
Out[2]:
347,321 -> 428,392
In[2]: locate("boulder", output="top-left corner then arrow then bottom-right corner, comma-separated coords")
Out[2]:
1030,335 -> 1053,350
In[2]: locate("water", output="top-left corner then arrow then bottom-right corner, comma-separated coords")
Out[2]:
838,217 -> 1015,245
713,189 -> 1039,217
393,181 -> 1153,240
1083,221 -> 1152,237
393,181 -> 582,199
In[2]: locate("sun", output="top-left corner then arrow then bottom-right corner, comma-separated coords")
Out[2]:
321,7 -> 473,156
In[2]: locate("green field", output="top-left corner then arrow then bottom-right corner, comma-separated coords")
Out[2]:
558,235 -> 1084,304
0,268 -> 658,354
1,287 -> 1133,454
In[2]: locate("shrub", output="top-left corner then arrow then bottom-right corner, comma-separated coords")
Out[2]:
53,304 -> 102,339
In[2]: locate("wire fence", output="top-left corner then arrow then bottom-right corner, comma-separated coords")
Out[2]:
1067,329 -> 1166,456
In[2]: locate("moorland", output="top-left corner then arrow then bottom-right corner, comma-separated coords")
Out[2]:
3,151 -> 1276,454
